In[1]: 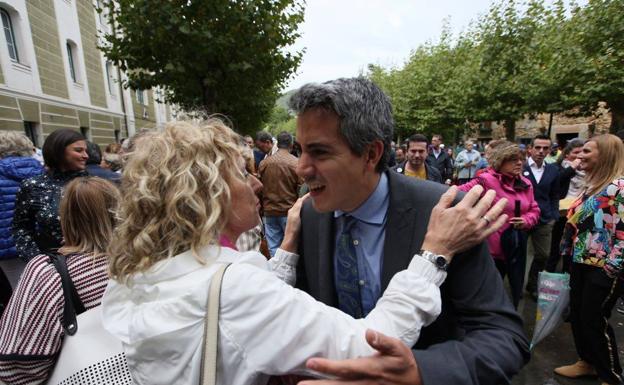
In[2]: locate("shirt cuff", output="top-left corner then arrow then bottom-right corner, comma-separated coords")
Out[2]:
273,248 -> 299,265
407,255 -> 447,286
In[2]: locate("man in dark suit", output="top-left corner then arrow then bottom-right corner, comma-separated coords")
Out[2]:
288,78 -> 529,385
524,134 -> 561,298
426,134 -> 453,183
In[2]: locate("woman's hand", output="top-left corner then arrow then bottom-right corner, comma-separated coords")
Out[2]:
420,185 -> 508,261
509,217 -> 526,229
279,193 -> 310,253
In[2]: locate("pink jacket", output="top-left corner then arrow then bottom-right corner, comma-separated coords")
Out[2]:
458,169 -> 540,260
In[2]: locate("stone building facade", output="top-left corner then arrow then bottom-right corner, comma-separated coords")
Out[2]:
475,105 -> 612,146
0,0 -> 172,147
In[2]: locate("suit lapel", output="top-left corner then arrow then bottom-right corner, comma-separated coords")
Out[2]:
381,173 -> 421,291
524,165 -> 538,186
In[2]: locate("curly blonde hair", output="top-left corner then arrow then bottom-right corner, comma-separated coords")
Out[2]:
0,131 -> 34,158
108,120 -> 243,282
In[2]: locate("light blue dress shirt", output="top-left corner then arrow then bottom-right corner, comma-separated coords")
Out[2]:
334,173 -> 389,316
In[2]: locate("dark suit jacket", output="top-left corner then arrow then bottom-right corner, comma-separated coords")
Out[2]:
426,150 -> 453,181
296,171 -> 529,385
391,161 -> 443,183
523,162 -> 560,223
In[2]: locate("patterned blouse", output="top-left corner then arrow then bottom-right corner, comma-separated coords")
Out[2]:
0,253 -> 108,385
12,170 -> 86,261
562,178 -> 624,278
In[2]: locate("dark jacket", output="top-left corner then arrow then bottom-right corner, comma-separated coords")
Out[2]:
297,171 -> 530,385
86,164 -> 121,184
12,169 -> 87,261
0,157 -> 43,259
523,162 -> 560,224
391,161 -> 443,183
426,150 -> 454,181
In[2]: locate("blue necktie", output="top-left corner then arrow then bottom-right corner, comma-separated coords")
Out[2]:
335,215 -> 363,318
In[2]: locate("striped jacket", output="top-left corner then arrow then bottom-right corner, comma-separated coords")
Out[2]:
0,253 -> 107,385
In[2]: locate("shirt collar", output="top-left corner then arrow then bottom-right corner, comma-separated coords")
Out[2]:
528,157 -> 543,169
334,172 -> 389,225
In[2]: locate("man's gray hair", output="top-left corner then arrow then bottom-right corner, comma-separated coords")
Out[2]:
288,77 -> 394,172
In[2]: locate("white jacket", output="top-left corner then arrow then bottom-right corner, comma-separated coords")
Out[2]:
101,245 -> 445,385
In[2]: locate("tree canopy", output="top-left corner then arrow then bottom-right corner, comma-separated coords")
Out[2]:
99,0 -> 305,134
368,0 -> 624,140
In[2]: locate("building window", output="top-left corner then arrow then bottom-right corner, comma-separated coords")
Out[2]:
80,126 -> 91,140
1,8 -> 18,61
105,61 -> 115,95
66,40 -> 80,83
24,121 -> 40,147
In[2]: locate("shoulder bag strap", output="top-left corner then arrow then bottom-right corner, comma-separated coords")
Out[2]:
49,253 -> 86,336
199,263 -> 230,385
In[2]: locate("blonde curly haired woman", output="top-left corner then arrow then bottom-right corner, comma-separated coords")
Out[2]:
101,120 -> 504,385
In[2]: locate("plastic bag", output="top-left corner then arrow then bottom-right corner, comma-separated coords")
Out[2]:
530,271 -> 570,350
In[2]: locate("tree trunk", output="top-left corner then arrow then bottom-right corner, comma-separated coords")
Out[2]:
504,118 -> 516,141
609,100 -> 624,134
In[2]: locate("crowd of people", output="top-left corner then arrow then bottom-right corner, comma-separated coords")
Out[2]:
0,77 -> 622,385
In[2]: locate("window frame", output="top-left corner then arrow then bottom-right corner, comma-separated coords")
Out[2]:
66,41 -> 77,83
1,8 -> 19,62
105,61 -> 116,95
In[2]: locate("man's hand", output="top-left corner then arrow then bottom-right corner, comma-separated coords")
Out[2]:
421,185 -> 508,259
280,193 -> 310,253
298,330 -> 421,385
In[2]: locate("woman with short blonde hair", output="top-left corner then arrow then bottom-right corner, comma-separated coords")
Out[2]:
0,131 -> 34,158
555,134 -> 624,384
459,141 -> 540,307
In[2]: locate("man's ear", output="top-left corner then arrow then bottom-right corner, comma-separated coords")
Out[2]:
365,140 -> 384,171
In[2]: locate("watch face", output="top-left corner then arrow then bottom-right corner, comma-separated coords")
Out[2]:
435,256 -> 447,270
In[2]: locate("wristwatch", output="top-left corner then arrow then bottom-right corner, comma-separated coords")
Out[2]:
418,249 -> 450,271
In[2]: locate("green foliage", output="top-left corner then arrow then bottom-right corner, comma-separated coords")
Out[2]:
565,0 -> 624,131
98,0 -> 305,134
367,0 -> 624,139
265,105 -> 294,134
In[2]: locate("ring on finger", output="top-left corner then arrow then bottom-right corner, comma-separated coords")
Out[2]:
481,215 -> 491,225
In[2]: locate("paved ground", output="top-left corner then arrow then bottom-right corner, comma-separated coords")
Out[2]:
511,294 -> 624,385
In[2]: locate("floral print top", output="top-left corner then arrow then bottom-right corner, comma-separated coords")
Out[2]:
561,178 -> 624,278
11,170 -> 87,261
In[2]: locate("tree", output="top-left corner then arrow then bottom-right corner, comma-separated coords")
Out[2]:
565,0 -> 624,132
265,105 -> 293,134
99,0 -> 305,134
368,24 -> 479,142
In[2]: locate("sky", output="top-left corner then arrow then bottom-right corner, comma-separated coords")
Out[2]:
283,0 -> 496,91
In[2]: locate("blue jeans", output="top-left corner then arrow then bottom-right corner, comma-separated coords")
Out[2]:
263,216 -> 288,257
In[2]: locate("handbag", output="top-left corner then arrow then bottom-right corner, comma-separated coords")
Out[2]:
46,253 -> 133,384
199,263 -> 231,385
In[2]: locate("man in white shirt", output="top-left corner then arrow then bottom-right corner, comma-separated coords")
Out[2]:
523,135 -> 561,299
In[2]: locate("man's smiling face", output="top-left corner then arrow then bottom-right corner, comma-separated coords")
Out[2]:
296,108 -> 374,213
